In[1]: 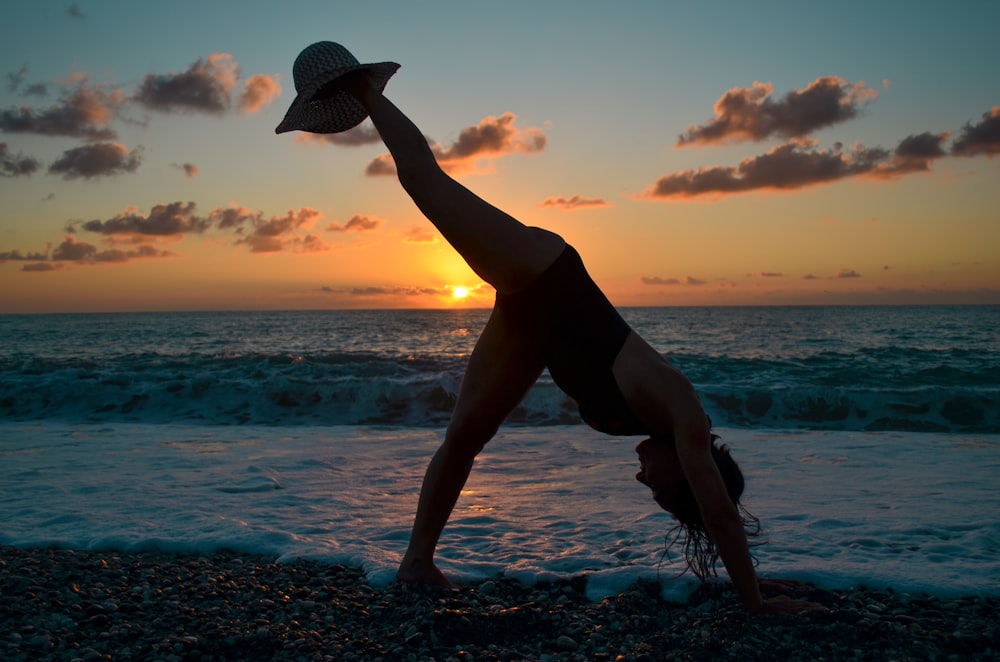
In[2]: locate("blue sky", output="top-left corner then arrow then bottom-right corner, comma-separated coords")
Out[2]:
1,1 -> 997,312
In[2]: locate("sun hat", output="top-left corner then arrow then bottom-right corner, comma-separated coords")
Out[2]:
274,42 -> 399,134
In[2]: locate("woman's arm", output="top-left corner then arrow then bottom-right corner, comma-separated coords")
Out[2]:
670,388 -> 766,610
615,333 -> 821,613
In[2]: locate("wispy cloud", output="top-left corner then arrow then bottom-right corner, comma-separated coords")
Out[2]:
678,76 -> 877,146
0,142 -> 40,177
52,236 -> 171,263
0,74 -> 122,140
48,142 -> 144,179
71,202 -> 206,239
172,162 -> 199,178
642,129 -> 963,200
6,65 -> 28,93
347,285 -> 448,298
402,226 -> 437,243
951,106 -> 1000,157
643,141 -> 884,199
326,214 -> 382,232
641,276 -> 706,286
1,201 -> 336,271
133,53 -> 240,115
1,235 -> 172,270
0,246 -> 50,261
365,112 -> 546,176
232,207 -> 327,253
647,73 -> 996,200
0,55 -> 281,182
538,195 -> 610,210
239,74 -> 281,114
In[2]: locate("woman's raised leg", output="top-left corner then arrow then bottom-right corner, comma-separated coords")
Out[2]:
346,75 -> 564,293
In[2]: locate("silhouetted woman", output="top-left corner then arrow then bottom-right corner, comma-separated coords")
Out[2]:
277,42 -> 821,613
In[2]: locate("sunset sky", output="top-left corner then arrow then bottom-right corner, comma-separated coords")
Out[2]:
1,0 -> 998,313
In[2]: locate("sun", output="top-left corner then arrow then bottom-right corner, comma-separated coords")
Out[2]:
452,286 -> 469,299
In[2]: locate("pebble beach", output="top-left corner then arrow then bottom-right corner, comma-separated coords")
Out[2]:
2,545 -> 996,662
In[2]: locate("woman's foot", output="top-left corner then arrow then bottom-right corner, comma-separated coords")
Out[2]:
396,556 -> 453,588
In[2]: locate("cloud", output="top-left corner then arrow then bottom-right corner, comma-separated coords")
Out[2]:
348,285 -> 445,297
48,142 -> 143,179
20,235 -> 171,265
133,53 -> 240,115
51,236 -> 170,263
0,75 -> 122,139
0,142 -> 41,177
173,162 -> 199,178
951,107 -> 1000,157
678,76 -> 878,146
239,74 -> 281,113
642,129 -> 959,200
7,65 -> 28,93
366,112 -> 546,176
6,65 -> 46,96
365,153 -> 396,176
21,262 -> 63,272
233,207 -> 327,253
73,201 -> 207,239
403,226 -> 437,243
643,141 -> 891,199
2,202 -> 338,270
0,247 -> 50,261
538,195 -> 610,210
208,205 -> 259,231
871,131 -> 950,177
326,214 -> 381,232
641,276 -> 706,286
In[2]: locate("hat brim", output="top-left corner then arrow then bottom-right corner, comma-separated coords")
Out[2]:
275,61 -> 400,135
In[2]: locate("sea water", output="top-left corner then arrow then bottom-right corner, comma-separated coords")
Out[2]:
1,307 -> 998,601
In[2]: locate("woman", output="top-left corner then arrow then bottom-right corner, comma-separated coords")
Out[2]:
277,42 -> 819,614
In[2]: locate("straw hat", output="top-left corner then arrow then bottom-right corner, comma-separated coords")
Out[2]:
275,42 -> 399,134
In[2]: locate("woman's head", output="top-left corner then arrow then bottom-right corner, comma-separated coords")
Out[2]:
635,434 -> 760,580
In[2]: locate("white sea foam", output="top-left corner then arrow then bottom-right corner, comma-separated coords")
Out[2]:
1,423 -> 997,601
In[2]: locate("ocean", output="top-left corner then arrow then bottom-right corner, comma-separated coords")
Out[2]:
1,306 -> 998,601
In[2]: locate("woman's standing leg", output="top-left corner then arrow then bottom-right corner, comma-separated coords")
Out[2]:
397,302 -> 545,585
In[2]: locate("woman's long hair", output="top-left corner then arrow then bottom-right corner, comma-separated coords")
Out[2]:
655,437 -> 763,581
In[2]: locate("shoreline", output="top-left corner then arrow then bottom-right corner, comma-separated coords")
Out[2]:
2,545 -> 996,661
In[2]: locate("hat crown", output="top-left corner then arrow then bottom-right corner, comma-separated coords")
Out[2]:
292,42 -> 360,93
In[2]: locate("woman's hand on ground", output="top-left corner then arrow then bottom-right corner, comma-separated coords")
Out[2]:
758,578 -> 815,594
756,594 -> 828,614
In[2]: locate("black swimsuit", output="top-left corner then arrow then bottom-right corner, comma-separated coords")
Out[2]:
495,244 -> 648,436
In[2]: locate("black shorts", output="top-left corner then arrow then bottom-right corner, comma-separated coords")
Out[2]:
495,244 -> 648,435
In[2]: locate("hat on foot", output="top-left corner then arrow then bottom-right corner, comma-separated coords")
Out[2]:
275,41 -> 399,134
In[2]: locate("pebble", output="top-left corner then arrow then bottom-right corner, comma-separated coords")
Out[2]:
555,634 -> 578,651
1,544 -> 997,661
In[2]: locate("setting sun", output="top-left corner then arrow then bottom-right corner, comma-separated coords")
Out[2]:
452,287 -> 469,299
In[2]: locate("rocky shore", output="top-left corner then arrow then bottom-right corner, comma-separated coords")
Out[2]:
1,544 -> 996,661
